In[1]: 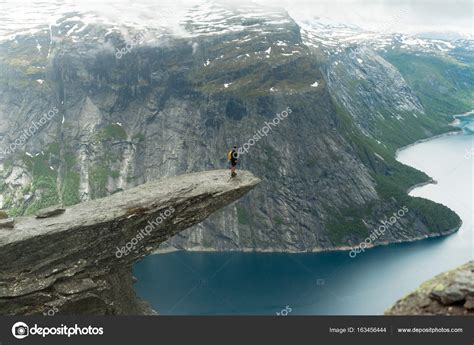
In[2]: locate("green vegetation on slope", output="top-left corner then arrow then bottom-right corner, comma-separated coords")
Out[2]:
60,149 -> 80,206
384,52 -> 474,116
23,154 -> 60,215
96,124 -> 127,141
89,165 -> 110,199
326,101 -> 461,245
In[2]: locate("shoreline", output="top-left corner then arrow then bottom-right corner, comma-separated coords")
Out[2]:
405,179 -> 437,194
452,109 -> 474,118
153,220 -> 462,256
394,129 -> 462,158
154,114 -> 469,257
395,109 -> 473,158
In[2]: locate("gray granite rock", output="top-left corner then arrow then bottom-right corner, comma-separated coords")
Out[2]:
464,297 -> 474,310
386,261 -> 474,315
431,285 -> 468,305
0,218 -> 14,229
35,207 -> 66,219
0,170 -> 260,315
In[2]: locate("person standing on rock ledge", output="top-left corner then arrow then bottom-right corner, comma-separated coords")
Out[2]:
228,145 -> 238,177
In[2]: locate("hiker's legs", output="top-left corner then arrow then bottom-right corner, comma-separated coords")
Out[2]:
231,164 -> 236,177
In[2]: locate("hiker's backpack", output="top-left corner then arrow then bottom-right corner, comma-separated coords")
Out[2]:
227,150 -> 232,161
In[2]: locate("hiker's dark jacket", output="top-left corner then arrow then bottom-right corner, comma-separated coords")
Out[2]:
230,150 -> 238,165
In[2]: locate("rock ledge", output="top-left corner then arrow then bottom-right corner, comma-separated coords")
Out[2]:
0,170 -> 260,315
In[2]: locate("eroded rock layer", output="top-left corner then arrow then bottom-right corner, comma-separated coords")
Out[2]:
0,170 -> 260,315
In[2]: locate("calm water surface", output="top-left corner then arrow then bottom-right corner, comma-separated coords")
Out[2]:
133,125 -> 473,315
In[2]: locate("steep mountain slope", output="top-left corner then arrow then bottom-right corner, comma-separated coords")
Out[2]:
298,15 -> 473,149
383,51 -> 474,118
0,2 -> 466,252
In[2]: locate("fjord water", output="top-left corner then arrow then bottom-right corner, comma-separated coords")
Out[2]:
133,126 -> 473,315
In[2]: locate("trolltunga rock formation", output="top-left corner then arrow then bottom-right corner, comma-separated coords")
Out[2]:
0,170 -> 260,315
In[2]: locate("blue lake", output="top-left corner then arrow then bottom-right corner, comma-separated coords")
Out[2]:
133,125 -> 473,315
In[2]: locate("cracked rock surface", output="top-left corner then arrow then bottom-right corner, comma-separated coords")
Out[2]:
0,169 -> 260,315
386,261 -> 474,315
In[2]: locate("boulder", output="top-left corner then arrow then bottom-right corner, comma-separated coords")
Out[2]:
386,261 -> 474,315
0,218 -> 14,229
35,207 -> 66,219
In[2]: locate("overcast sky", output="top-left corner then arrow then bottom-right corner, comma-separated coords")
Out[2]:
262,0 -> 473,36
0,0 -> 472,39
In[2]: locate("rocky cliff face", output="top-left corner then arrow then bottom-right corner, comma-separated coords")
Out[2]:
0,1 -> 467,252
0,170 -> 260,315
386,261 -> 474,315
